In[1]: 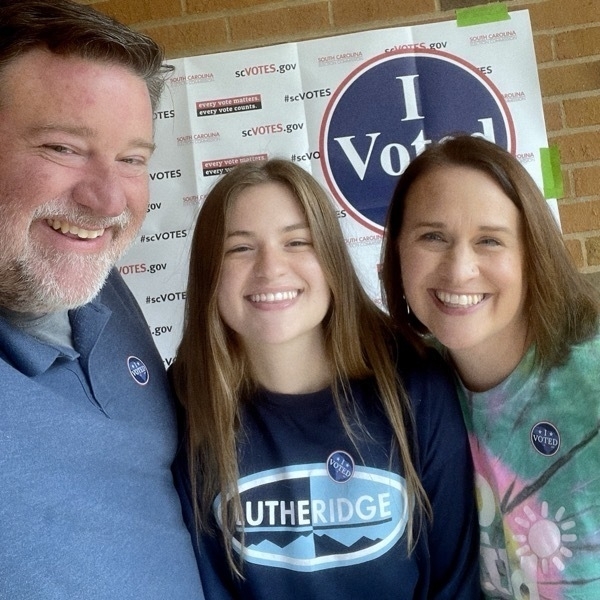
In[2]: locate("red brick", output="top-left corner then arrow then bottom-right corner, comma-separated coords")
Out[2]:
230,4 -> 330,45
559,198 -> 600,233
552,131 -> 600,164
332,0 -> 435,28
141,19 -> 228,58
554,26 -> 600,60
561,168 -> 573,199
564,96 -> 600,128
538,60 -> 600,97
440,0 -> 491,9
585,236 -> 600,266
542,100 -> 563,132
573,166 -> 600,198
527,0 -> 599,30
94,0 -> 182,25
564,237 -> 584,268
186,0 -> 271,15
533,33 -> 554,64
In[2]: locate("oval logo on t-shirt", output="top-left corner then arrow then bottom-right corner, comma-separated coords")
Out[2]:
214,463 -> 408,571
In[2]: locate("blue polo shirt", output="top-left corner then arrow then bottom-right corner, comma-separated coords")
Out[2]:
0,270 -> 204,600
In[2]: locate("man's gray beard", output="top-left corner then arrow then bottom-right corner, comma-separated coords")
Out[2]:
0,226 -> 140,314
0,201 -> 139,314
0,242 -> 125,314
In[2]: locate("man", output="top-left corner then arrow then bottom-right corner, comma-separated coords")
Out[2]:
0,1 -> 205,598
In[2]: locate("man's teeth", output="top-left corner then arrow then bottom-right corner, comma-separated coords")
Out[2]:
47,219 -> 105,239
249,290 -> 298,303
436,291 -> 484,307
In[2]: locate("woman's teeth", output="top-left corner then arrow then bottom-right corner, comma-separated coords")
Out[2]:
436,291 -> 484,307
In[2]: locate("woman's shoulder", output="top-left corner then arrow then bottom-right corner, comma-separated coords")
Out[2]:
569,327 -> 600,358
543,328 -> 600,392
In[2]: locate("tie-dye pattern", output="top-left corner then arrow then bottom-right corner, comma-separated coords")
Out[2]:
457,334 -> 600,600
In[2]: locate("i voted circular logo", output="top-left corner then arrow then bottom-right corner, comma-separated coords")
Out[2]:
127,356 -> 150,386
531,421 -> 560,456
327,450 -> 355,483
319,49 -> 515,233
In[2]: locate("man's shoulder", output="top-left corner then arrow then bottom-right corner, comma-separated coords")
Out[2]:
98,268 -> 136,305
95,269 -> 148,322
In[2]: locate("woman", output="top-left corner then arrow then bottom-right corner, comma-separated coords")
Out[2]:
171,158 -> 479,599
381,135 -> 600,599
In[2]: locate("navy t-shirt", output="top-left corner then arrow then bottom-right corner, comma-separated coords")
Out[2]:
175,348 -> 480,599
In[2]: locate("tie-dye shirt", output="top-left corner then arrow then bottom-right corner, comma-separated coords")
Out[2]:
457,332 -> 600,599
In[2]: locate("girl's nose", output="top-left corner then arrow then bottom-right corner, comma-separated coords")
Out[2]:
254,245 -> 286,278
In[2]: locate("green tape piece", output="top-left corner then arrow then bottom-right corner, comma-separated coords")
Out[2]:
456,3 -> 510,27
540,146 -> 564,199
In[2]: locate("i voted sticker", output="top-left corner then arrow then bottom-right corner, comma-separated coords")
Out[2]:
531,421 -> 560,456
127,356 -> 150,386
327,450 -> 355,483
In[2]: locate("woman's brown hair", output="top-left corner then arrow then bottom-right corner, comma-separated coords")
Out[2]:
381,135 -> 599,369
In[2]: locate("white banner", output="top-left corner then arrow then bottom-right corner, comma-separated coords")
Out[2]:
117,10 -> 549,365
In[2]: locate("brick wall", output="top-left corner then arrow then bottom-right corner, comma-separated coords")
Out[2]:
85,0 -> 600,284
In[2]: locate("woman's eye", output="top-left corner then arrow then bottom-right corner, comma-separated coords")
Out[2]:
420,232 -> 444,242
480,238 -> 501,247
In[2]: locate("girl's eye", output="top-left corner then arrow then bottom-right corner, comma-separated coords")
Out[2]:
225,245 -> 251,254
287,239 -> 311,247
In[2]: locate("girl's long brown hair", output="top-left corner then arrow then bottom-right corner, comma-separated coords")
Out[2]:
172,159 -> 431,576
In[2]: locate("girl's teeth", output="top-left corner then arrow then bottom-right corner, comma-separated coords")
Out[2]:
250,290 -> 298,303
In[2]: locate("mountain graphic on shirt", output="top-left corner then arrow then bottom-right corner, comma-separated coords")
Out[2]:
216,463 -> 409,571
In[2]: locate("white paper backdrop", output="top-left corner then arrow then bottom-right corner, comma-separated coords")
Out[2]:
117,10 -> 551,365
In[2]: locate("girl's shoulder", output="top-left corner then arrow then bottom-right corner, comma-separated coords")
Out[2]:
394,338 -> 455,397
